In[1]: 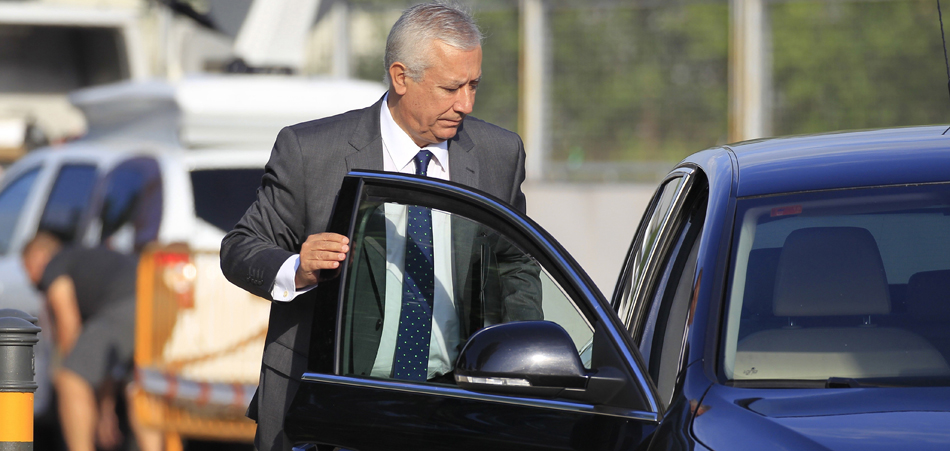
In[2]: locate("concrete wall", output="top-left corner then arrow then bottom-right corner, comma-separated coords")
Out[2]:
523,182 -> 657,299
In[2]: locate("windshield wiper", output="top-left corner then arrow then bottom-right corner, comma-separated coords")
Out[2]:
825,377 -> 901,388
826,377 -> 865,388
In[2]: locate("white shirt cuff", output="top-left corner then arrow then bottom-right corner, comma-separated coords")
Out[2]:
271,254 -> 316,302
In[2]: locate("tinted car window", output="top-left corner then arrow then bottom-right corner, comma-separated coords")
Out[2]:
190,169 -> 264,232
637,185 -> 706,406
340,200 -> 591,382
98,158 -> 162,252
0,168 -> 40,254
39,164 -> 97,243
723,183 -> 950,385
615,175 -> 687,333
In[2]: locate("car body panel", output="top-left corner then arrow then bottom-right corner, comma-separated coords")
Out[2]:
676,148 -> 737,374
728,126 -> 950,197
287,375 -> 657,451
694,385 -> 950,451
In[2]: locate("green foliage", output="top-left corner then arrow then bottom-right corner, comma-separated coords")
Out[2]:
545,4 -> 729,164
349,0 -> 950,172
771,0 -> 948,135
472,8 -> 521,133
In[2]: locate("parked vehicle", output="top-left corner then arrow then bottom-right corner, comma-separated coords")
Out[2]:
282,125 -> 950,450
0,75 -> 384,447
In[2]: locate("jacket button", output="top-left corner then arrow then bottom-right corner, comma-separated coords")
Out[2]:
376,319 -> 382,331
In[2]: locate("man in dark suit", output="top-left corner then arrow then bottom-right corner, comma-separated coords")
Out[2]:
221,3 -> 539,450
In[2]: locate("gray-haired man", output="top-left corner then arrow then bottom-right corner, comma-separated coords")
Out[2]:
221,3 -> 538,450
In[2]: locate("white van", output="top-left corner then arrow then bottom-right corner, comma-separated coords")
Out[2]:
0,75 -> 385,443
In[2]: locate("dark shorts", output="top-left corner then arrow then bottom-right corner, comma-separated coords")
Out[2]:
62,299 -> 135,388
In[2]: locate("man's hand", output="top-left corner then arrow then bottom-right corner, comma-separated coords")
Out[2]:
295,233 -> 350,288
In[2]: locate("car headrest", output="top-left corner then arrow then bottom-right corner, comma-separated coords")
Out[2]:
773,227 -> 890,317
907,270 -> 950,320
743,247 -> 783,316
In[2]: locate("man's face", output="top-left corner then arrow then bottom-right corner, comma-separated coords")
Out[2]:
391,40 -> 482,147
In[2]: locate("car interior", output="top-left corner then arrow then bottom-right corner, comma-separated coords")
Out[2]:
725,189 -> 950,384
734,226 -> 950,380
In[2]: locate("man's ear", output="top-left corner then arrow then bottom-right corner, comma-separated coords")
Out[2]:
389,62 -> 409,95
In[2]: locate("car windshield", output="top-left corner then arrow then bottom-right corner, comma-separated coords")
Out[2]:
722,183 -> 950,387
190,168 -> 264,232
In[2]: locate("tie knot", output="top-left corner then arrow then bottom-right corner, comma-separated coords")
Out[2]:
414,150 -> 434,176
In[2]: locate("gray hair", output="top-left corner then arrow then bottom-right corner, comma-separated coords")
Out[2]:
384,2 -> 482,85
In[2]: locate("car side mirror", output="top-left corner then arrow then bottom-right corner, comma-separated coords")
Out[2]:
454,321 -> 625,404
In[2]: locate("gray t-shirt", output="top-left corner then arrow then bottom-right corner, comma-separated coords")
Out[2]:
39,246 -> 137,321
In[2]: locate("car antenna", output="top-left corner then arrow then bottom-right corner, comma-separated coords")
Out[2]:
939,0 -> 950,134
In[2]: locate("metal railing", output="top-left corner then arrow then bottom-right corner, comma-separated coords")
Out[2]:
131,244 -> 269,446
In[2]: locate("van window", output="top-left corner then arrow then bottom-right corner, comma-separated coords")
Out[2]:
190,169 -> 264,232
99,158 -> 162,252
39,164 -> 97,243
0,168 -> 40,254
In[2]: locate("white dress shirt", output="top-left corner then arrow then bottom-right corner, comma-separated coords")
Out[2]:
272,93 -> 458,379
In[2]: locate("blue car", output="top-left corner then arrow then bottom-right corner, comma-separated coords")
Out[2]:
284,125 -> 950,450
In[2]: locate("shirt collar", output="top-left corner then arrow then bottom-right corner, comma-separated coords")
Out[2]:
380,92 -> 449,173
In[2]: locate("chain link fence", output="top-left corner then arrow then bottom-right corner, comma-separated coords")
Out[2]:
337,0 -> 947,182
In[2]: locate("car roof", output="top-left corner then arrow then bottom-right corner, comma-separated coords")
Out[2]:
710,125 -> 950,197
12,142 -> 269,167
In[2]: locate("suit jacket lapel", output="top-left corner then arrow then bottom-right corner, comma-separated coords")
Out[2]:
345,96 -> 386,172
448,123 -> 478,189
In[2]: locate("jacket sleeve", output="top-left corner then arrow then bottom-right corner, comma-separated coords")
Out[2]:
493,233 -> 544,323
495,135 -> 543,322
220,127 -> 308,300
508,136 -> 528,214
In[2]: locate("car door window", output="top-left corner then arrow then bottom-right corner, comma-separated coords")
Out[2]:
636,182 -> 707,407
290,173 -> 660,450
610,169 -> 708,407
93,158 -> 162,252
614,172 -> 690,332
0,168 -> 40,254
38,164 -> 97,243
340,199 -> 593,381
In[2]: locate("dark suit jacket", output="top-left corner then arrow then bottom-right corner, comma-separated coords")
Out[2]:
221,97 -> 535,389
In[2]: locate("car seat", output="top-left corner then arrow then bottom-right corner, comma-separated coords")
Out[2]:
734,227 -> 949,380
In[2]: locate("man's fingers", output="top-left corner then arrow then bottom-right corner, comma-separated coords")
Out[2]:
296,233 -> 350,287
310,242 -> 349,254
306,233 -> 349,246
303,250 -> 347,263
302,257 -> 344,270
302,233 -> 350,254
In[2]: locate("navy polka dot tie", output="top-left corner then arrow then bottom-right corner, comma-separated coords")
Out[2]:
393,150 -> 435,381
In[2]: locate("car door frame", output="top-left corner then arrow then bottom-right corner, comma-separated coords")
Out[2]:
612,168 -> 698,341
285,171 -> 664,450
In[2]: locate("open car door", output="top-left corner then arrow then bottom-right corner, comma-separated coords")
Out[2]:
284,171 -> 662,450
